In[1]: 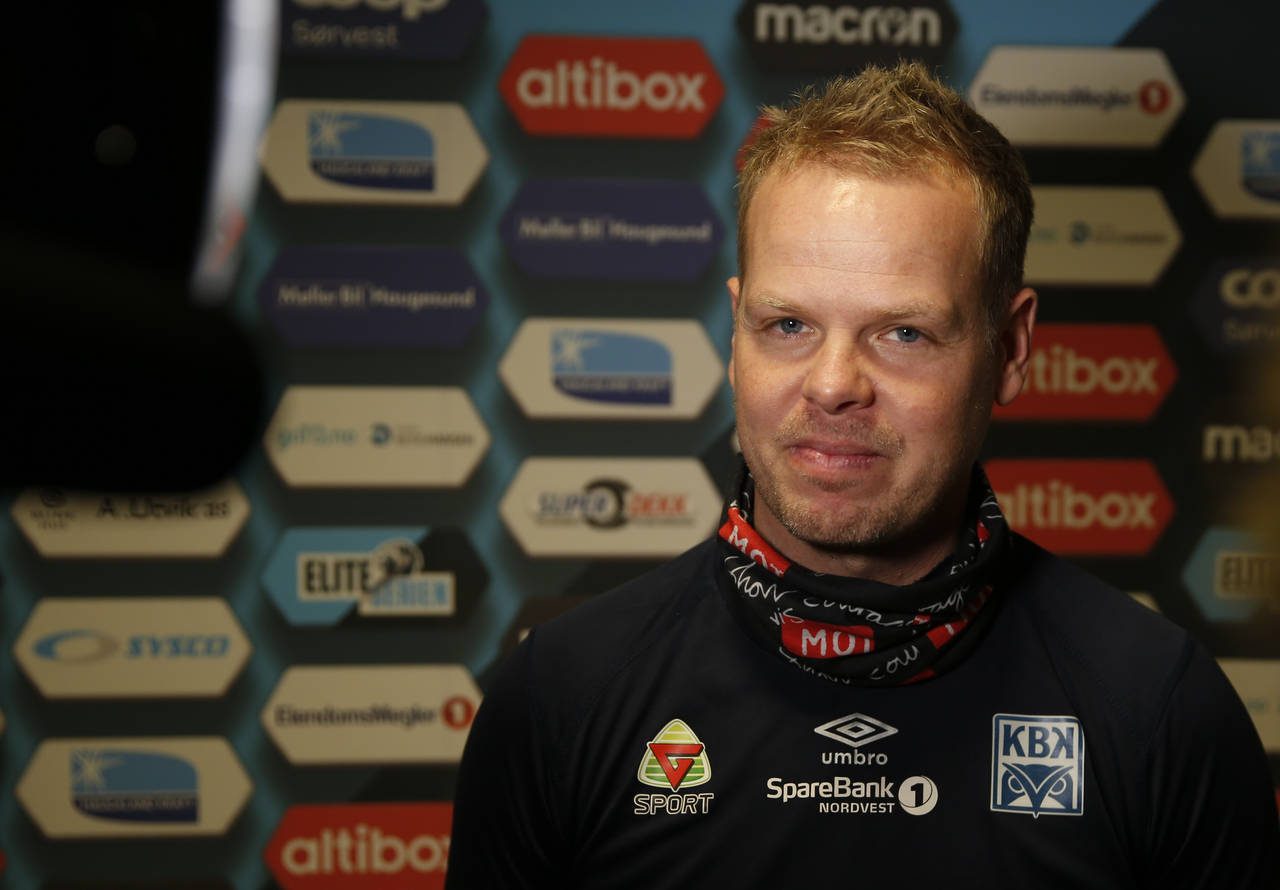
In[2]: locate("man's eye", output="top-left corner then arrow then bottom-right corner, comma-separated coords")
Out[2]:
890,326 -> 922,343
774,318 -> 806,334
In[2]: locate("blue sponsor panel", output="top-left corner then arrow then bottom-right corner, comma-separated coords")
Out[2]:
500,179 -> 723,282
258,246 -> 487,348
552,328 -> 672,405
308,111 -> 435,190
71,749 -> 198,823
282,0 -> 487,60
1182,526 -> 1278,622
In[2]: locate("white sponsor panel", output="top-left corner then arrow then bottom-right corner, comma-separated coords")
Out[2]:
15,598 -> 251,699
1024,186 -> 1180,286
1128,592 -> 1160,612
1218,659 -> 1280,753
262,665 -> 481,765
498,318 -> 723,419
10,481 -> 250,558
261,100 -> 487,205
1192,120 -> 1280,220
969,46 -> 1183,148
500,457 -> 721,557
17,736 -> 252,838
265,386 -> 489,488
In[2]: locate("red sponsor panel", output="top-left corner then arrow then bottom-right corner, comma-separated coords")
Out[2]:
985,459 -> 1173,555
993,324 -> 1177,421
266,802 -> 452,890
499,35 -> 724,138
780,614 -> 874,658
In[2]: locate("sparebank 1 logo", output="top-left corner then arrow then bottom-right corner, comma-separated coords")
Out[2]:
991,715 -> 1084,817
1193,120 -> 1280,219
634,719 -> 713,815
283,0 -> 487,61
263,100 -> 487,205
552,329 -> 672,406
72,749 -> 198,823
499,35 -> 724,138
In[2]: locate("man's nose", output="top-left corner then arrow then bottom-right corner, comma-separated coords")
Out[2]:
800,336 -> 875,413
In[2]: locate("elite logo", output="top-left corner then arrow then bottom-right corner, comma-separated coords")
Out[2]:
499,35 -> 724,138
634,719 -> 714,815
265,802 -> 453,889
986,459 -> 1173,556
1181,526 -> 1278,623
991,714 -> 1084,817
992,324 -> 1176,421
736,1 -> 957,71
1193,120 -> 1280,220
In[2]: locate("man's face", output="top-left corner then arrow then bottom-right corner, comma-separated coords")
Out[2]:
728,163 -> 1033,579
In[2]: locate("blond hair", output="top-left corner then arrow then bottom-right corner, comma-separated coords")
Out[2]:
736,61 -> 1033,334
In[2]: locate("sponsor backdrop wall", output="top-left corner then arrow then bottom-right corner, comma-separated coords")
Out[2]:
2,0 -> 1279,886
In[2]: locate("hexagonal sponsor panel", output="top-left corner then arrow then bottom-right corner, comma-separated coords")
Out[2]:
1217,659 -> 1280,754
1190,258 -> 1280,355
1193,120 -> 1280,219
1181,526 -> 1278,622
499,318 -> 724,420
262,100 -> 488,205
15,597 -> 251,699
281,0 -> 487,60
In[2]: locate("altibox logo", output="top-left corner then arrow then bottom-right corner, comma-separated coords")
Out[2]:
258,245 -> 488,349
265,802 -> 453,890
261,527 -> 488,626
1191,258 -> 1280,354
735,1 -> 958,71
1193,120 -> 1280,220
282,0 -> 486,60
500,457 -> 721,557
17,737 -> 251,838
264,386 -> 489,488
991,715 -> 1084,818
10,480 -> 250,558
969,46 -> 1183,148
499,178 -> 723,282
993,324 -> 1176,421
263,100 -> 487,205
499,35 -> 724,138
985,459 -> 1173,555
1025,186 -> 1180,286
262,665 -> 481,765
15,597 -> 251,699
1181,526 -> 1278,622
499,318 -> 723,420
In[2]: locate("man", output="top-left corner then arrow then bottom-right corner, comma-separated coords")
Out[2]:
447,62 -> 1279,888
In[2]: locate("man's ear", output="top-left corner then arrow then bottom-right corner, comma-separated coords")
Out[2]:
995,287 -> 1037,406
727,276 -> 742,390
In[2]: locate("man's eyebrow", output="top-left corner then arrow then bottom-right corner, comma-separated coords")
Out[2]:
745,291 -> 958,322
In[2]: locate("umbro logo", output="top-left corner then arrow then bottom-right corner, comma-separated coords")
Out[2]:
814,713 -> 897,748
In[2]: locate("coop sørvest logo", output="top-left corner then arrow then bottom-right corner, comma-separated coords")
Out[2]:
499,35 -> 724,138
986,459 -> 1173,555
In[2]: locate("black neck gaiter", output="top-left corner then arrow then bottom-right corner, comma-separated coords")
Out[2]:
716,460 -> 1009,686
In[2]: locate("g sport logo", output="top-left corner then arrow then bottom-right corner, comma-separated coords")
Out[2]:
15,598 -> 251,699
991,715 -> 1084,818
1217,659 -> 1280,754
265,386 -> 489,488
266,802 -> 453,890
1193,120 -> 1280,219
992,324 -> 1176,421
634,719 -> 713,815
283,0 -> 486,60
1181,526 -> 1279,623
986,459 -> 1173,556
17,737 -> 251,838
263,100 -> 487,205
499,35 -> 724,138
736,1 -> 957,71
262,665 -> 481,765
500,178 -> 723,282
969,46 -> 1183,148
500,319 -> 723,420
258,245 -> 487,349
262,527 -> 488,626
10,480 -> 250,558
1025,186 -> 1180,287
500,457 -> 721,557
1191,258 -> 1280,354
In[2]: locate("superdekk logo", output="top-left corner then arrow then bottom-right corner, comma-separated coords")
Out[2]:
986,459 -> 1173,556
308,111 -> 435,190
634,719 -> 714,815
993,324 -> 1176,421
552,329 -> 672,405
265,802 -> 452,889
533,479 -> 693,528
499,35 -> 724,138
991,714 -> 1084,818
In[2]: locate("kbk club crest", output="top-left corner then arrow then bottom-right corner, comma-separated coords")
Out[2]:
990,714 -> 1085,817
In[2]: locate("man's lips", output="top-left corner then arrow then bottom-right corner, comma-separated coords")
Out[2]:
788,439 -> 884,469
